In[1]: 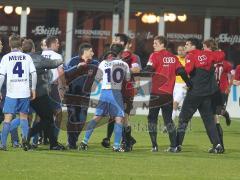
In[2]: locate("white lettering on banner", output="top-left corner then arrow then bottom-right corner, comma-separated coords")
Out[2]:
167,33 -> 202,42
163,57 -> 176,63
32,26 -> 61,36
0,26 -> 19,33
197,55 -> 207,61
75,29 -> 111,39
218,33 -> 240,45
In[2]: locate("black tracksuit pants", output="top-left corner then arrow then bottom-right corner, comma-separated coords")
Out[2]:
147,94 -> 176,148
176,92 -> 221,147
29,95 -> 58,147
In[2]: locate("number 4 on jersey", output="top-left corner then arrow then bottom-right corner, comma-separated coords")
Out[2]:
13,62 -> 24,77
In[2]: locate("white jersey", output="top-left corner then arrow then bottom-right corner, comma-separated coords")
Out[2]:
41,49 -> 63,83
0,51 -> 36,98
96,59 -> 130,90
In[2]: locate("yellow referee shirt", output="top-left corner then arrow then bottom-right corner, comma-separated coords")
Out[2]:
175,56 -> 186,83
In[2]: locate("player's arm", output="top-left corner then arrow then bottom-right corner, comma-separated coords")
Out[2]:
0,58 -> 7,101
32,54 -> 63,70
30,71 -> 37,100
176,67 -> 192,89
233,65 -> 240,86
0,75 -> 5,101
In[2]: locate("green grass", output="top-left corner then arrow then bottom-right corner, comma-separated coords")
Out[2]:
0,115 -> 240,180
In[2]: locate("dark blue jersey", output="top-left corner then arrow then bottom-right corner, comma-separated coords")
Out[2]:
65,56 -> 99,96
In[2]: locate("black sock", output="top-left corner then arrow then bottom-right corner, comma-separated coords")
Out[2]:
216,123 -> 224,149
148,123 -> 157,147
107,119 -> 114,139
166,122 -> 177,147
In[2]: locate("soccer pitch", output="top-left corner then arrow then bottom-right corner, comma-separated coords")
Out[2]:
0,115 -> 240,180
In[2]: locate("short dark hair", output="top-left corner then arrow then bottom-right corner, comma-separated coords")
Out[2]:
46,36 -> 58,48
9,34 -> 21,49
22,39 -> 35,53
102,44 -> 124,60
78,43 -> 92,56
114,33 -> 129,46
110,44 -> 124,56
187,38 -> 202,50
154,36 -> 168,47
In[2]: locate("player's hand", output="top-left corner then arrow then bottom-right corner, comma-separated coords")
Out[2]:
31,90 -> 36,100
58,87 -> 66,101
0,93 -> 2,102
77,62 -> 87,68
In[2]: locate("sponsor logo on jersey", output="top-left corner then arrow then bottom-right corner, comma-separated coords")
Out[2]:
197,55 -> 207,61
163,57 -> 176,63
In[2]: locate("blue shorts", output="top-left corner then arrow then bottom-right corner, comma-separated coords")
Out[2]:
95,90 -> 124,117
3,96 -> 30,114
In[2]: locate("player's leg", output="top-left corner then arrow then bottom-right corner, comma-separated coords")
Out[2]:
148,95 -> 161,152
198,97 -> 223,153
113,116 -> 124,151
122,97 -> 136,151
18,98 -> 31,151
0,97 -> 16,150
161,102 -> 177,152
80,115 -> 102,150
176,94 -> 199,151
30,95 -> 64,150
101,117 -> 114,148
220,93 -> 231,126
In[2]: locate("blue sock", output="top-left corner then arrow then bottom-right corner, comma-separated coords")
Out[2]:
1,122 -> 11,146
20,119 -> 29,139
83,120 -> 97,144
10,118 -> 20,131
10,128 -> 19,145
114,123 -> 123,149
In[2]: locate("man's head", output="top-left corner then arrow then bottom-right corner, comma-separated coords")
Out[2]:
153,36 -> 167,52
41,38 -> 47,51
185,38 -> 202,52
112,33 -> 129,47
46,36 -> 59,52
22,39 -> 35,53
177,45 -> 186,57
203,38 -> 218,51
9,34 -> 22,50
78,43 -> 94,61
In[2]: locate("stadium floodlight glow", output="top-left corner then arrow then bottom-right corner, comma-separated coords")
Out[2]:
164,13 -> 169,22
177,14 -> 187,22
15,7 -> 31,15
141,13 -> 148,23
4,6 -> 13,14
141,13 -> 157,24
168,13 -> 176,22
147,14 -> 157,24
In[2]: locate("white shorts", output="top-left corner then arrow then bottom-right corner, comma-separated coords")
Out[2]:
173,83 -> 186,103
